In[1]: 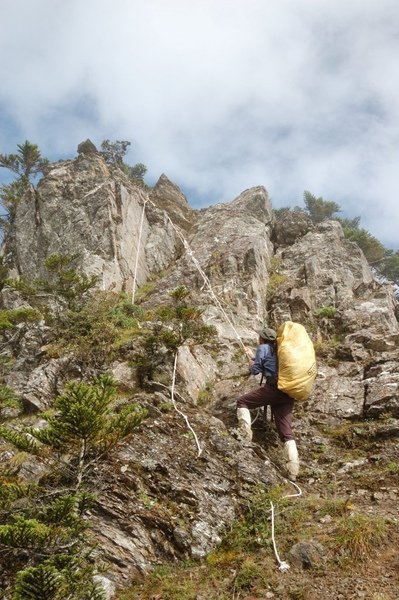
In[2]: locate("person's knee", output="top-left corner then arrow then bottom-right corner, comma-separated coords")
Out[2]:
236,397 -> 246,409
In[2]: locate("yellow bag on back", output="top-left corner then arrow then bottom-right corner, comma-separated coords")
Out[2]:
277,321 -> 317,401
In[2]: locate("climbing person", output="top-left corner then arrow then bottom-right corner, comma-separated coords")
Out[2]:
236,327 -> 300,481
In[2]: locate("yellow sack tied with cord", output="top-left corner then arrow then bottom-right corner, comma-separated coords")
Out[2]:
277,321 -> 317,401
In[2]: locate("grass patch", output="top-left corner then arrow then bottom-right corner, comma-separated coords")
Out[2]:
314,306 -> 337,318
119,565 -> 197,600
313,334 -> 341,359
197,380 -> 214,406
317,497 -> 353,517
234,557 -> 266,592
332,512 -> 390,562
266,273 -> 287,299
322,421 -> 374,450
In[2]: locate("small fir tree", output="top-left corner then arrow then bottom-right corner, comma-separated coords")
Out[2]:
0,141 -> 48,181
303,190 -> 341,223
27,374 -> 147,490
100,139 -> 147,183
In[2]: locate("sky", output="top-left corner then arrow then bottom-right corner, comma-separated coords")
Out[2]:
0,0 -> 398,249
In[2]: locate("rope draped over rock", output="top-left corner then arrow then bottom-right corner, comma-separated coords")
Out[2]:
131,196 -> 148,305
131,195 -> 247,352
130,190 -> 303,572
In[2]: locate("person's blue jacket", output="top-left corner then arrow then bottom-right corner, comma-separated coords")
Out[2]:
250,342 -> 277,379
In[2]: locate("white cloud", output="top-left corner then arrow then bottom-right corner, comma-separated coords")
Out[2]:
0,0 -> 398,247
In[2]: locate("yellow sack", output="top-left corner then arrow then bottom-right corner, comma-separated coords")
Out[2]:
277,321 -> 317,401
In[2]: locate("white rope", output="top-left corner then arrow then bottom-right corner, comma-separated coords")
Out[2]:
82,180 -> 110,199
129,190 -> 305,567
171,351 -> 203,458
131,197 -> 148,304
145,197 -> 247,353
283,479 -> 302,499
270,500 -> 290,572
269,479 -> 303,571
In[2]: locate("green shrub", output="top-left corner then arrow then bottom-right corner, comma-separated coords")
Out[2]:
235,558 -> 264,591
314,335 -> 341,358
0,384 -> 20,412
266,273 -> 287,298
314,306 -> 337,318
38,254 -> 98,309
0,307 -> 42,330
134,287 -> 217,386
379,251 -> 399,283
342,226 -> 386,263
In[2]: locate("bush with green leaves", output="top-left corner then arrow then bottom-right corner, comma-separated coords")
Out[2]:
378,250 -> 399,283
12,557 -> 106,600
100,139 -> 147,183
0,179 -> 28,231
52,290 -> 144,367
0,141 -> 47,237
25,374 -> 147,489
341,225 -> 386,263
314,306 -> 337,318
0,385 -> 21,413
38,254 -> 99,309
134,286 -> 217,386
5,253 -> 98,315
0,307 -> 42,330
0,488 -> 105,600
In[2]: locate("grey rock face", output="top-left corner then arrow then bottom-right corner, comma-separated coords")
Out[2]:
310,364 -> 365,419
274,210 -> 314,246
146,186 -> 275,334
363,357 -> 399,417
6,155 -> 183,295
90,411 -> 281,582
21,355 -> 72,412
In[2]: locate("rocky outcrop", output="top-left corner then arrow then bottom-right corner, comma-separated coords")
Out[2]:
274,209 -> 314,246
1,154 -> 399,594
4,154 -> 186,293
77,139 -> 99,156
266,218 -> 398,423
364,356 -> 399,417
149,174 -> 195,233
146,186 -> 275,336
270,221 -> 374,321
90,408 -> 281,581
